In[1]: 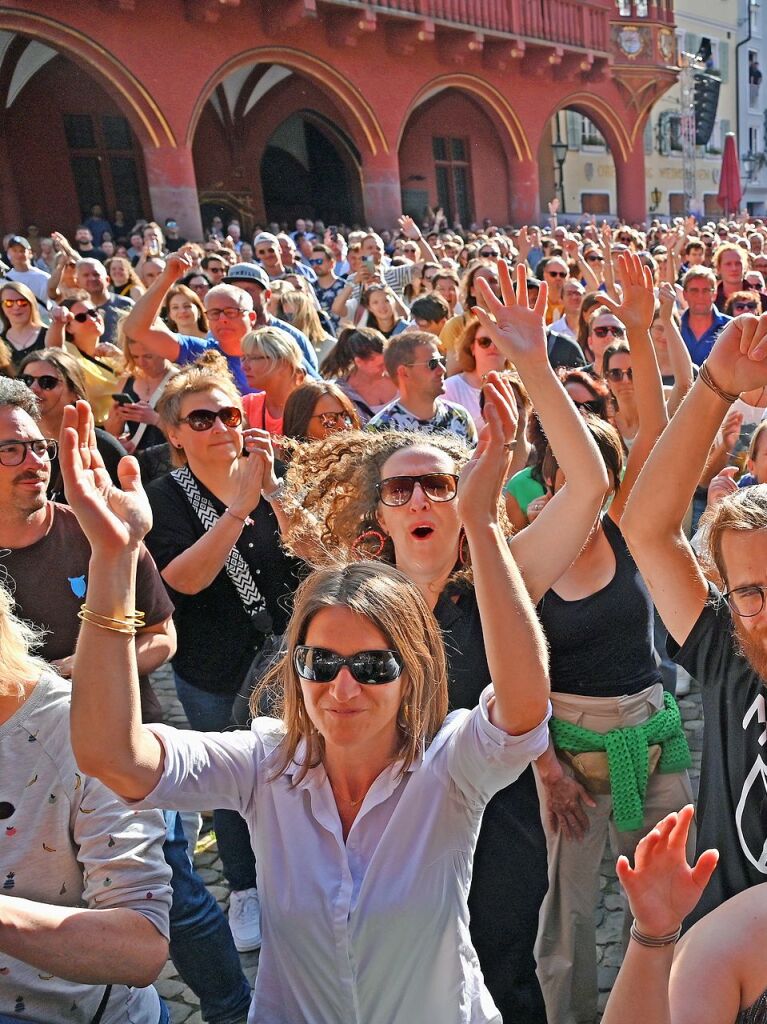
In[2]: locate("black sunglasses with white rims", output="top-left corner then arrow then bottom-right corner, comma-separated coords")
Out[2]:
293,646 -> 404,685
178,407 -> 243,431
377,473 -> 459,507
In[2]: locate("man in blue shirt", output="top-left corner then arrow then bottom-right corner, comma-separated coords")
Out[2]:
123,252 -> 319,394
679,266 -> 731,365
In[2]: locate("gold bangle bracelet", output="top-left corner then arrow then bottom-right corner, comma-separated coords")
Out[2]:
699,361 -> 740,404
77,610 -> 137,636
78,605 -> 145,634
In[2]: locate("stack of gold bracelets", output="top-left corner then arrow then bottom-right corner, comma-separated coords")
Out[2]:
77,606 -> 145,636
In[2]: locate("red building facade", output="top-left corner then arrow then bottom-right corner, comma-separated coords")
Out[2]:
0,1 -> 678,237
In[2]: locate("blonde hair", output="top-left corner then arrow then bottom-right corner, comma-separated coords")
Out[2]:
253,561 -> 449,784
282,290 -> 327,346
242,326 -> 304,374
0,580 -> 49,696
0,280 -> 43,332
699,485 -> 767,587
155,351 -> 242,466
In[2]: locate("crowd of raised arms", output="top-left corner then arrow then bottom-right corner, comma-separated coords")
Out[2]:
1,201 -> 767,1024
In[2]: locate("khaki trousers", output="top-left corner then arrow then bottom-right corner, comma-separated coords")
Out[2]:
534,684 -> 694,1024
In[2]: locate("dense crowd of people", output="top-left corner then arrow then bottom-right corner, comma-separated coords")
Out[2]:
1,203 -> 767,1023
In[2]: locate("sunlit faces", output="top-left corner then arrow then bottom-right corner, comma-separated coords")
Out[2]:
67,301 -> 104,350
354,351 -> 387,380
720,528 -> 767,678
20,360 -> 70,420
471,330 -> 507,377
305,394 -> 353,441
587,312 -> 624,363
748,429 -> 767,485
604,350 -> 633,398
168,294 -> 200,331
434,277 -> 458,312
166,387 -> 243,463
718,250 -> 746,284
298,606 -> 404,760
367,289 -> 397,323
683,278 -> 716,316
127,340 -> 167,379
1,288 -> 32,326
650,317 -> 669,352
402,341 -> 446,400
0,407 -> 50,515
376,446 -> 461,576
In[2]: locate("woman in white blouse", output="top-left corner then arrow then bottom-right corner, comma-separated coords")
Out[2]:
63,374 -> 551,1024
444,317 -> 513,432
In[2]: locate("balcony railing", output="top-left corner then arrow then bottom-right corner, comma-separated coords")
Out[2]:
326,0 -> 650,52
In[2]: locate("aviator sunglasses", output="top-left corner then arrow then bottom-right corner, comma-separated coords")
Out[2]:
377,473 -> 459,507
179,407 -> 243,431
294,646 -> 404,685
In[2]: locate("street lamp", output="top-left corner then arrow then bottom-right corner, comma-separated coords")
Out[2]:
552,121 -> 568,214
649,187 -> 662,212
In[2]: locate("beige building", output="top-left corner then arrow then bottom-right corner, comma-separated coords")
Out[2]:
545,0 -> 740,221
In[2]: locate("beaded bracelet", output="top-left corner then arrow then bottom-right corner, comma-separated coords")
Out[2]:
262,478 -> 286,504
78,605 -> 146,636
699,361 -> 740,405
629,919 -> 682,948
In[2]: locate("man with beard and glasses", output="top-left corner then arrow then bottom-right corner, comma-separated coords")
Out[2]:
623,312 -> 767,928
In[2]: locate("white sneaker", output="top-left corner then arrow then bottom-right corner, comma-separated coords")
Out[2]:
228,887 -> 262,952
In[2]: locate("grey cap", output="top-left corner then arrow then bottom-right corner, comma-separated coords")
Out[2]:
223,262 -> 270,289
253,231 -> 280,247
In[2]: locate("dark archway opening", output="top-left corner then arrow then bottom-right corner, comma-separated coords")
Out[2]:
261,116 -> 360,226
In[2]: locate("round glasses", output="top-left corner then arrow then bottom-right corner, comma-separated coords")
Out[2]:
377,473 -> 459,507
0,438 -> 57,467
294,645 -> 404,685
178,407 -> 243,431
20,374 -> 62,391
724,585 -> 767,618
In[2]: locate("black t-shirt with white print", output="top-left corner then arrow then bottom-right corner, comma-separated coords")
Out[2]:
668,582 -> 767,927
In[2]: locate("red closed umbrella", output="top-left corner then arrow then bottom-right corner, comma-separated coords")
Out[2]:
718,133 -> 743,216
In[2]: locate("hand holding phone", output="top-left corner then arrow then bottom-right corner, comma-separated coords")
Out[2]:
111,393 -> 136,406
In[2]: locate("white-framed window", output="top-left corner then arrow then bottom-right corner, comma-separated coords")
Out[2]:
580,115 -> 607,151
749,49 -> 762,109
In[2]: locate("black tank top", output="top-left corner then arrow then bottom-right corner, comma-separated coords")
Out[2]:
537,514 -> 662,698
739,991 -> 767,1024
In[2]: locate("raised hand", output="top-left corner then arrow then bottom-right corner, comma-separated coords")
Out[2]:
707,466 -> 739,506
164,249 -> 196,282
458,372 -> 518,527
616,806 -> 718,938
706,313 -> 767,395
472,261 -> 548,367
596,252 -> 655,333
398,215 -> 421,241
60,401 -> 151,554
658,281 -> 677,319
242,427 -> 279,495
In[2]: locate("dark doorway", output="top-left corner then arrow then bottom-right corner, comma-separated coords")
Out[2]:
260,116 -> 361,226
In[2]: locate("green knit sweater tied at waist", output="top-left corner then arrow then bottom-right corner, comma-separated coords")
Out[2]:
549,692 -> 691,832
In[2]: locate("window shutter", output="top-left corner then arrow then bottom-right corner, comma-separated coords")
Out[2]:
683,33 -> 698,56
719,41 -> 729,83
566,111 -> 581,150
644,115 -> 654,154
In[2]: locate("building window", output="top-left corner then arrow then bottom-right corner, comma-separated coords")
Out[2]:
63,113 -> 146,224
658,111 -> 683,156
432,136 -> 473,227
668,193 -> 686,216
580,116 -> 606,151
750,50 -> 762,109
581,192 -> 610,215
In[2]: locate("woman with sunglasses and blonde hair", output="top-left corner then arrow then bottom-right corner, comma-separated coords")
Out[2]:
240,326 -> 306,435
63,358 -> 553,1024
444,317 -> 513,431
0,279 -> 46,370
145,351 -> 302,953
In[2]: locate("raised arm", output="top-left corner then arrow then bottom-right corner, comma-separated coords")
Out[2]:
602,806 -> 718,1024
622,314 -> 767,644
459,375 -> 550,735
65,402 -> 165,800
474,263 -> 609,602
657,282 -> 694,416
399,214 -> 438,264
596,252 -> 668,523
123,251 -> 195,361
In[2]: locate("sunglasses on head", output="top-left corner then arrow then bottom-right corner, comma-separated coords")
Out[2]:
73,308 -> 100,323
377,472 -> 459,507
606,367 -> 633,383
20,374 -> 61,391
2,298 -> 29,309
734,301 -> 759,312
407,356 -> 446,371
592,324 -> 626,339
179,407 -> 243,431
294,645 -> 404,685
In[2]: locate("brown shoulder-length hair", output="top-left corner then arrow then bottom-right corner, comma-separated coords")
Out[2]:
455,317 -> 512,374
253,560 -> 449,784
282,380 -> 361,440
164,284 -> 209,334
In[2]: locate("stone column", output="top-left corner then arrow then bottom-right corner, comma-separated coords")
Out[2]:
142,144 -> 204,240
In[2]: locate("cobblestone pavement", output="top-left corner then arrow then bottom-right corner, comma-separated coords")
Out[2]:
151,664 -> 704,1023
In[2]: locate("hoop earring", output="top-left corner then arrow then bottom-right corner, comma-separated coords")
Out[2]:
352,529 -> 387,559
458,528 -> 470,567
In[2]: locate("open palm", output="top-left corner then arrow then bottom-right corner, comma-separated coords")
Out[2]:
60,402 -> 152,553
472,262 -> 548,365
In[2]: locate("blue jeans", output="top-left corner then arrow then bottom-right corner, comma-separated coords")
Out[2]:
173,674 -> 258,892
164,810 -> 251,1024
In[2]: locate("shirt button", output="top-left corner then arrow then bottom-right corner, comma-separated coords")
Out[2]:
248,543 -> 254,549
255,568 -> 260,574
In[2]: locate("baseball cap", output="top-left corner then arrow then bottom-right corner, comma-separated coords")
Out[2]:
253,232 -> 280,248
223,263 -> 270,289
7,235 -> 30,249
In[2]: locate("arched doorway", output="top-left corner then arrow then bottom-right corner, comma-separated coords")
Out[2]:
398,85 -> 521,229
192,61 -> 364,234
0,32 -> 150,235
538,107 -> 619,221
